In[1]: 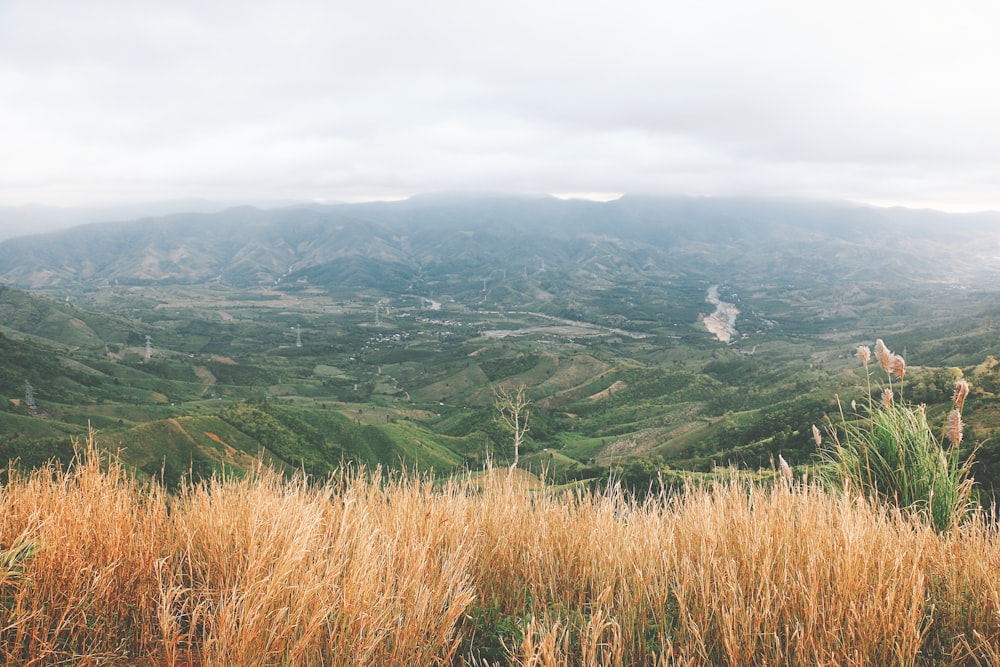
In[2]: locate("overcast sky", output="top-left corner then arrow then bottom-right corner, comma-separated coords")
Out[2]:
2,0 -> 999,211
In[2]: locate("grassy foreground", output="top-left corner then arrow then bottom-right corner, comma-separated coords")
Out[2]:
1,445 -> 999,666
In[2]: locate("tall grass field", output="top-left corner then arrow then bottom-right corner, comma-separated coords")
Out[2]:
1,438 -> 999,666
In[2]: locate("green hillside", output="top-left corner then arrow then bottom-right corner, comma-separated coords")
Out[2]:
0,284 -> 133,349
95,415 -> 289,486
1,276 -> 995,497
2,198 -> 1000,496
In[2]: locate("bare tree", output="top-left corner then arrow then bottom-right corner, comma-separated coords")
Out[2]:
494,384 -> 530,473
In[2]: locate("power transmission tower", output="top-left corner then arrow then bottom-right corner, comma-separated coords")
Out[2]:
296,324 -> 302,348
23,380 -> 35,409
145,335 -> 153,360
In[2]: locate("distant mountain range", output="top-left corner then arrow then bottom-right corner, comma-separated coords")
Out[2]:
1,194 -> 999,298
0,198 -> 303,241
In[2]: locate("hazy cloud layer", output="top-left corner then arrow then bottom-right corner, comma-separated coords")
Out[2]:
2,0 -> 999,210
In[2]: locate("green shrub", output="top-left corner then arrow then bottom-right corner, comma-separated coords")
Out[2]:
820,339 -> 976,531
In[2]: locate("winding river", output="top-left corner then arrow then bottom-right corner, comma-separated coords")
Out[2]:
703,285 -> 739,343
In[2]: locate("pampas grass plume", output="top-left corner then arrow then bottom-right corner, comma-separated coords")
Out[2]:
874,339 -> 893,374
856,345 -> 872,366
953,379 -> 970,413
891,354 -> 906,379
946,408 -> 964,446
881,388 -> 894,409
778,454 -> 793,483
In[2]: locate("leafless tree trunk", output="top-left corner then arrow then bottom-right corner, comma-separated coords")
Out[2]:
494,384 -> 530,473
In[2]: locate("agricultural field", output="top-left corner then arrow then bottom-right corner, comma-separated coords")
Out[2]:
3,274 -> 1000,500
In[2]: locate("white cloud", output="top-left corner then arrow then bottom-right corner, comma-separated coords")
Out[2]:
2,0 -> 1000,210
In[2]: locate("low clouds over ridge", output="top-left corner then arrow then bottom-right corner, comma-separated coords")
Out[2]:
1,0 -> 998,211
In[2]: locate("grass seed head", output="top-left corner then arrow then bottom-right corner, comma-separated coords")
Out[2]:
946,408 -> 964,446
881,388 -> 894,409
953,379 -> 971,413
891,354 -> 906,379
874,339 -> 894,374
856,345 -> 872,366
778,454 -> 793,482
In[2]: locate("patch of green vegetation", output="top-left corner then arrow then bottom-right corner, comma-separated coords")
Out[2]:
0,285 -> 131,350
4,273 -> 1000,508
479,353 -> 541,382
214,402 -> 468,479
816,342 -> 977,531
556,434 -> 609,462
93,415 -> 279,486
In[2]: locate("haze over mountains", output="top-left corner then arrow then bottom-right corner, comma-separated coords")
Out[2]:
2,194 -> 999,294
0,198 -> 303,241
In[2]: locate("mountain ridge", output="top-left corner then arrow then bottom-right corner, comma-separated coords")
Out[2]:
2,195 -> 999,294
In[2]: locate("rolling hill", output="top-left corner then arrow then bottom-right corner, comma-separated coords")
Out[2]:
3,195 -> 1000,493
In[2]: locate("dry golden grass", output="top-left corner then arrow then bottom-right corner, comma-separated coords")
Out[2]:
1,441 -> 1000,666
